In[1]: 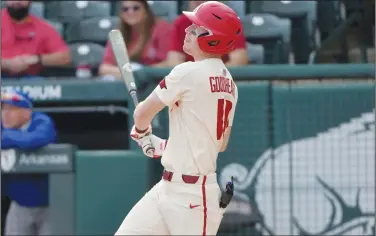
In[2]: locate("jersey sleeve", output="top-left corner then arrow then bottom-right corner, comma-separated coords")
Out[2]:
154,63 -> 191,107
228,84 -> 238,127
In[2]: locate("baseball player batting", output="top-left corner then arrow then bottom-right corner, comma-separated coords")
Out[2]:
116,1 -> 241,235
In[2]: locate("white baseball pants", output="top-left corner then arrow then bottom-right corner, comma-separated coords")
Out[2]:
115,172 -> 224,235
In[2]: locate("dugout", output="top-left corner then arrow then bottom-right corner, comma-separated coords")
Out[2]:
2,78 -> 132,151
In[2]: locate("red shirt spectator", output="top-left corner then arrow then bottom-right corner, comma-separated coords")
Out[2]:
1,2 -> 71,77
99,0 -> 172,79
170,14 -> 247,63
102,19 -> 171,66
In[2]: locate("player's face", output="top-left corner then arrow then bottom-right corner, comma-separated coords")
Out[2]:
1,104 -> 29,129
183,24 -> 208,56
121,1 -> 146,26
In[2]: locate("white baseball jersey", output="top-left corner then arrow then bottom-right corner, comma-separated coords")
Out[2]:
154,58 -> 238,175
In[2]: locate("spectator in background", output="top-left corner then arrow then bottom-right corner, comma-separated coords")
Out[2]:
162,0 -> 249,67
99,0 -> 172,79
1,0 -> 71,79
1,90 -> 57,236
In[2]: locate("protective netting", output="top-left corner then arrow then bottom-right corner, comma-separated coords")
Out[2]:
217,79 -> 375,236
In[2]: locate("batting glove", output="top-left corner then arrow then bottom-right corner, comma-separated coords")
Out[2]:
130,125 -> 152,141
137,134 -> 167,159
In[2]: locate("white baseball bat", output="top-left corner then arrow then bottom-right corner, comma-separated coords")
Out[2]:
108,29 -> 155,156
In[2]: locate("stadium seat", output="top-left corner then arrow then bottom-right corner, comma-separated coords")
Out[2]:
45,1 -> 111,24
250,1 -> 319,64
65,17 -> 119,45
179,1 -> 189,12
110,1 -> 118,16
317,0 -> 346,41
46,20 -> 64,36
178,1 -> 245,16
30,1 -> 45,18
224,1 -> 246,17
146,1 -> 169,21
113,1 -> 177,22
68,42 -> 105,68
344,0 -> 363,13
149,1 -> 178,22
246,43 -> 265,64
241,13 -> 291,64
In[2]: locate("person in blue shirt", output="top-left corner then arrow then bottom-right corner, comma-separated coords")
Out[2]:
1,90 -> 57,236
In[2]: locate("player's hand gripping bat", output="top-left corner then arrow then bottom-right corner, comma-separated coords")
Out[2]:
108,30 -> 155,156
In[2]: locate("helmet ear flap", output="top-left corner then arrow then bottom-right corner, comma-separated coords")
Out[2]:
208,40 -> 220,46
197,33 -> 236,54
198,32 -> 219,47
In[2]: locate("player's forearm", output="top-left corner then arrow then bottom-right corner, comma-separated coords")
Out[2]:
133,114 -> 152,131
133,102 -> 153,131
134,92 -> 166,130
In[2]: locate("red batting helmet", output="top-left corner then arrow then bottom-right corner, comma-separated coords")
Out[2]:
183,1 -> 242,55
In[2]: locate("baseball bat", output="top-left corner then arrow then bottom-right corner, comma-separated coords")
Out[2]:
108,29 -> 155,156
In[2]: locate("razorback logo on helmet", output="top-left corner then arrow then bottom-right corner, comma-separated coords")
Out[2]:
159,79 -> 167,89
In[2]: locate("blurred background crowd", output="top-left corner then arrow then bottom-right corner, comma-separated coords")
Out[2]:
1,0 -> 374,81
1,0 -> 374,235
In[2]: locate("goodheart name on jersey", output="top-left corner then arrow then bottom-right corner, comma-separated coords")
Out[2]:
209,76 -> 236,98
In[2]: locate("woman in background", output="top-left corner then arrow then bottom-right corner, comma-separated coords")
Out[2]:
99,0 -> 172,79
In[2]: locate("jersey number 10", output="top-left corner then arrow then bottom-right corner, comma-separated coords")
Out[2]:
217,99 -> 233,140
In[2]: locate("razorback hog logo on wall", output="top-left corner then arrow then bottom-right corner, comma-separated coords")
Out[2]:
159,79 -> 167,89
220,111 -> 375,235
